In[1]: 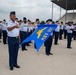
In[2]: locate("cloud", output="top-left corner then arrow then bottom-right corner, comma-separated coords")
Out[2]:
0,0 -> 65,21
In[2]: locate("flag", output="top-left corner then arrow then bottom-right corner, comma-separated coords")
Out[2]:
20,24 -> 57,52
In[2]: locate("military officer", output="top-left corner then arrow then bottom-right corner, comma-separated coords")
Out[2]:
20,17 -> 28,51
54,21 -> 60,45
2,19 -> 7,44
0,21 -> 2,42
7,11 -> 20,70
73,23 -> 76,40
59,22 -> 64,40
44,19 -> 53,56
63,23 -> 68,39
67,22 -> 74,49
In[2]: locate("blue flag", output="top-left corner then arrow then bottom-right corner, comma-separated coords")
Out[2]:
20,24 -> 57,52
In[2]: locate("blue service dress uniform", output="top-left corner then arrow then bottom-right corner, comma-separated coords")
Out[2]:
64,25 -> 68,39
7,20 -> 19,68
20,22 -> 28,50
44,33 -> 53,55
73,25 -> 76,40
54,25 -> 60,45
27,25 -> 33,44
0,24 -> 2,42
2,22 -> 7,44
67,25 -> 73,48
59,24 -> 63,40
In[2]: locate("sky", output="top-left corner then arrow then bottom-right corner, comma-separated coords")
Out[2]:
0,0 -> 66,21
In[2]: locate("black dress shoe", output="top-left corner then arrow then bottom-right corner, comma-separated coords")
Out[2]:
46,54 -> 49,56
54,43 -> 59,45
27,44 -> 31,46
10,67 -> 13,70
30,41 -> 32,43
25,48 -> 27,50
14,65 -> 20,68
59,39 -> 63,40
4,43 -> 7,44
67,47 -> 72,49
22,48 -> 27,51
49,53 -> 53,55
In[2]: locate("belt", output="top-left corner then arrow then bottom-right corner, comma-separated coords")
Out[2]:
21,31 -> 27,32
2,30 -> 6,31
8,36 -> 19,39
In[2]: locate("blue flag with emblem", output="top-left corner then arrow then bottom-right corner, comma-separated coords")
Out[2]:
20,24 -> 57,52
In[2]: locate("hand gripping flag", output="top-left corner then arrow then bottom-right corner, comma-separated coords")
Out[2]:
20,24 -> 57,52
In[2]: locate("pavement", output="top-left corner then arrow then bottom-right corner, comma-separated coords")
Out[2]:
0,38 -> 76,75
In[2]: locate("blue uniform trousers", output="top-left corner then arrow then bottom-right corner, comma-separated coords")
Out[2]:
67,33 -> 72,48
54,32 -> 59,45
8,36 -> 19,67
20,31 -> 27,50
73,31 -> 76,40
59,29 -> 63,40
44,36 -> 53,55
2,30 -> 7,44
0,30 -> 1,39
64,30 -> 67,39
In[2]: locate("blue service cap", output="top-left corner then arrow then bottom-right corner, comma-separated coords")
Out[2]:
48,19 -> 52,22
23,17 -> 26,20
46,19 -> 52,22
36,18 -> 39,21
28,19 -> 31,22
3,19 -> 6,21
15,18 -> 18,20
10,11 -> 16,15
